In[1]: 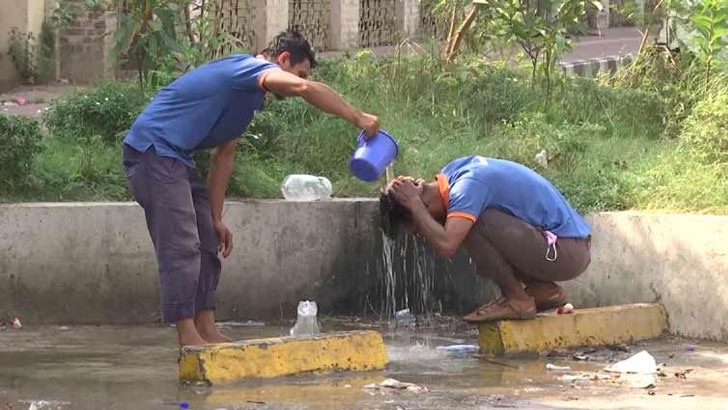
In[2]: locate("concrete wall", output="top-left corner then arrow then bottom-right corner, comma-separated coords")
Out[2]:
0,201 -> 381,324
0,0 -> 23,91
1,202 -> 727,342
0,0 -> 47,91
0,0 -> 58,90
564,212 -> 728,341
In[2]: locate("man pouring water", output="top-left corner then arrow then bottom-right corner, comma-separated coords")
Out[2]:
122,30 -> 379,347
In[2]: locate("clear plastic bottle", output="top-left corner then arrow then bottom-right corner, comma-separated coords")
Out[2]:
289,300 -> 321,337
281,175 -> 332,201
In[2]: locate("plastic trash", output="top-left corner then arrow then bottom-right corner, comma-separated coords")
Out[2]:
349,130 -> 399,182
179,402 -> 189,409
557,303 -> 574,314
11,318 -> 22,329
281,175 -> 332,201
534,149 -> 548,168
546,363 -> 572,371
605,350 -> 657,374
436,344 -> 480,354
363,378 -> 428,394
685,344 -> 695,352
395,308 -> 415,325
217,320 -> 265,328
560,374 -> 590,382
289,300 -> 321,337
22,401 -> 70,410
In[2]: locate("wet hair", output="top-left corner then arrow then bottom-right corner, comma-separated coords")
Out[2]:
261,30 -> 317,69
380,191 -> 411,238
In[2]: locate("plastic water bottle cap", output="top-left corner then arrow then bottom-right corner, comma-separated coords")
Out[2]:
179,402 -> 190,409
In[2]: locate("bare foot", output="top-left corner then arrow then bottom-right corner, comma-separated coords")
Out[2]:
179,334 -> 208,348
194,310 -> 232,344
199,328 -> 232,344
176,318 -> 208,348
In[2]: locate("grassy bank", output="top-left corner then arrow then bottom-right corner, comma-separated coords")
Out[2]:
2,51 -> 728,214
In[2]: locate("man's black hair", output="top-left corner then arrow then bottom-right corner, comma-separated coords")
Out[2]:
261,30 -> 317,69
380,190 -> 411,239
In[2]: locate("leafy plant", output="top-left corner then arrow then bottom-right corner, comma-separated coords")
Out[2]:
688,0 -> 728,92
8,28 -> 37,83
0,115 -> 44,192
37,21 -> 58,83
44,81 -> 151,144
492,0 -> 602,94
680,81 -> 728,163
52,0 -> 79,27
434,0 -> 601,100
154,1 -> 245,77
111,0 -> 186,90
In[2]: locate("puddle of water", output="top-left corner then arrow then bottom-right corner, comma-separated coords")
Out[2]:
0,324 -> 539,410
2,324 -> 726,410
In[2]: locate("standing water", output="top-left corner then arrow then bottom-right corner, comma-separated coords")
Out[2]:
290,300 -> 322,337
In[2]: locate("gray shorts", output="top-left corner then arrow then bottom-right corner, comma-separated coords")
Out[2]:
123,144 -> 221,322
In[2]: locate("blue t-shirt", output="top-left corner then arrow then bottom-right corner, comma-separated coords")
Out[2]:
123,54 -> 278,167
437,156 -> 591,238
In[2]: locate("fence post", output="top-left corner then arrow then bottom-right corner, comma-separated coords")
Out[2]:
329,0 -> 359,50
597,0 -> 610,29
254,0 -> 289,52
396,0 -> 420,40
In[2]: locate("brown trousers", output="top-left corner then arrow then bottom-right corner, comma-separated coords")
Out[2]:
463,209 -> 591,286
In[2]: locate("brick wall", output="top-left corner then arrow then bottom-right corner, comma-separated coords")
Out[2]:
59,1 -> 115,83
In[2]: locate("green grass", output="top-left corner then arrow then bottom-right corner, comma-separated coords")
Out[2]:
3,52 -> 728,215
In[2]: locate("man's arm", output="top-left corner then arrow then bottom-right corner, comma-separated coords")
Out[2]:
261,70 -> 380,137
208,139 -> 236,258
408,200 -> 473,257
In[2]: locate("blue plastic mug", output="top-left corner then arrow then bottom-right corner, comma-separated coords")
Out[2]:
349,130 -> 399,182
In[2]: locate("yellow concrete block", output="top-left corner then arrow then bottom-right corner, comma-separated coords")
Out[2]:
179,330 -> 388,384
479,303 -> 667,355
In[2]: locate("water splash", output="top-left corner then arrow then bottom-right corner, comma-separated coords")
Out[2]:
378,230 -> 437,325
375,159 -> 438,325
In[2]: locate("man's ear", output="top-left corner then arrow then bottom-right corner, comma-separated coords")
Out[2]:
276,51 -> 291,67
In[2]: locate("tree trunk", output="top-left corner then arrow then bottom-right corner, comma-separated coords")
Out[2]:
446,4 -> 480,62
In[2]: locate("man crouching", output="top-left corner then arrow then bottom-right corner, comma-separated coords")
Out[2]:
382,155 -> 591,322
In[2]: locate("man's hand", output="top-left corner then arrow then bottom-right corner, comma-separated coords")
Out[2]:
214,221 -> 233,258
389,177 -> 424,210
356,112 -> 380,139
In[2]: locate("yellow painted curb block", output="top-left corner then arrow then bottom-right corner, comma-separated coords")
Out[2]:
478,303 -> 667,355
179,330 -> 388,384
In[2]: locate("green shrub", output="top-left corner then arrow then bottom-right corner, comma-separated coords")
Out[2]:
0,115 -> 44,192
554,77 -> 667,139
462,64 -> 537,127
680,89 -> 728,163
44,81 -> 149,143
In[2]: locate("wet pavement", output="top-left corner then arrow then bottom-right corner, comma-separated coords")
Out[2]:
1,319 -> 728,410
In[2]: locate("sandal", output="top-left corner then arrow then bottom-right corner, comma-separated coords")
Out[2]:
463,297 -> 536,323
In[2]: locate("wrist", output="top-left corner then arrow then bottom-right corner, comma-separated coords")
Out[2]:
350,108 -> 363,127
409,198 -> 428,215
